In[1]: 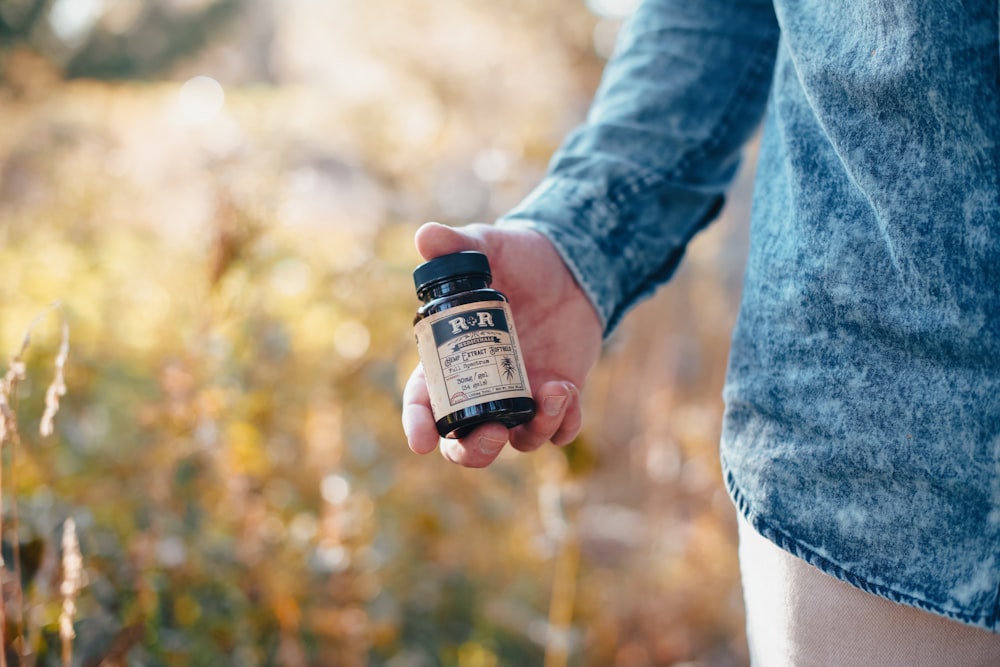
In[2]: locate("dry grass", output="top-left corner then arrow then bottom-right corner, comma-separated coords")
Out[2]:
0,304 -> 71,666
59,518 -> 82,667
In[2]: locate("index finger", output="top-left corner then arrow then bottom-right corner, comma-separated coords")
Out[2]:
402,364 -> 514,467
401,364 -> 442,455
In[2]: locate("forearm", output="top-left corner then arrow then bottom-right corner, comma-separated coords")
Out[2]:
499,0 -> 779,334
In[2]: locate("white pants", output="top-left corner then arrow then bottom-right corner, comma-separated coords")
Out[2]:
738,515 -> 1000,667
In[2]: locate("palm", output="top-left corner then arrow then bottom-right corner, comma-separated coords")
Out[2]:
482,225 -> 602,396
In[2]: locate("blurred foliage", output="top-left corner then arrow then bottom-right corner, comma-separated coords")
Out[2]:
0,0 -> 754,665
0,0 -> 247,81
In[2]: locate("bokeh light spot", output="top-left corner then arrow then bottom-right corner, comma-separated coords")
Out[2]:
333,319 -> 370,360
289,513 -> 319,545
157,536 -> 187,568
473,148 -> 513,182
314,544 -> 350,573
177,75 -> 225,124
321,473 -> 350,505
49,0 -> 102,44
585,0 -> 641,18
593,18 -> 624,59
270,257 -> 312,296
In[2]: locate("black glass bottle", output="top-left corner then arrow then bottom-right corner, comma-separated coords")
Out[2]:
413,251 -> 535,438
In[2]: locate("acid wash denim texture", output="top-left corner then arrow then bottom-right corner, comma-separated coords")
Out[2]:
498,0 -> 1000,631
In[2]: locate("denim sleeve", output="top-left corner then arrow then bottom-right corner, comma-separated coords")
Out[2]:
498,0 -> 779,334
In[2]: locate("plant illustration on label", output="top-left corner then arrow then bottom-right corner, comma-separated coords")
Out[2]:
501,356 -> 516,382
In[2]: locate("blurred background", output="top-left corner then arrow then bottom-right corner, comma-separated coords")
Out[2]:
0,0 -> 758,664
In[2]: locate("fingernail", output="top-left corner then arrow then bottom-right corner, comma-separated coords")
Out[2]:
543,394 -> 568,416
478,435 -> 506,456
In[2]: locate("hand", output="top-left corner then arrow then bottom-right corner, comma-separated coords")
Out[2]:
402,221 -> 604,468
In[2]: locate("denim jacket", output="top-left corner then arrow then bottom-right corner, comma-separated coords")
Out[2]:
499,0 -> 1000,631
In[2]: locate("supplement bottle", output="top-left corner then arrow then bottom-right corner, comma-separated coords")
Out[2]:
413,251 -> 535,438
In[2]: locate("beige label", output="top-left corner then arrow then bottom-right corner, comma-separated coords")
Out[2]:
415,300 -> 532,421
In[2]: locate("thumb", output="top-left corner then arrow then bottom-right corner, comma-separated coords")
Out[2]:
414,221 -> 486,260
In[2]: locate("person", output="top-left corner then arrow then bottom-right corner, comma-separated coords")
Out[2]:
402,0 -> 1000,663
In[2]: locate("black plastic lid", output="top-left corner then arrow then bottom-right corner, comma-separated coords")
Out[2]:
413,251 -> 492,292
